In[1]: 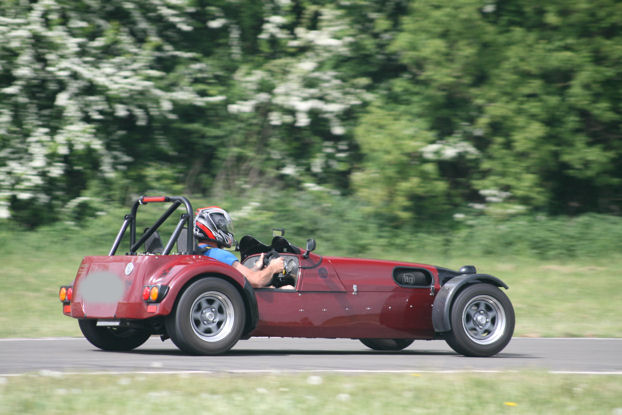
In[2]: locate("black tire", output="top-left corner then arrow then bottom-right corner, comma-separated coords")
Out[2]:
445,283 -> 515,357
78,319 -> 151,351
165,277 -> 245,355
360,338 -> 415,351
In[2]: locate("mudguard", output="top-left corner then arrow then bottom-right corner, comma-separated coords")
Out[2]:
432,274 -> 509,333
240,278 -> 259,338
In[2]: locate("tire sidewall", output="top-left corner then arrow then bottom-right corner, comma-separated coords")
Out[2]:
78,319 -> 151,351
167,277 -> 245,355
447,283 -> 515,357
360,338 -> 415,351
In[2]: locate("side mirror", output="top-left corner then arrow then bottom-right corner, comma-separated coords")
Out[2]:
303,239 -> 316,259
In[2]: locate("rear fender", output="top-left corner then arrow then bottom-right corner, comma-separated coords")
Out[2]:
432,274 -> 509,333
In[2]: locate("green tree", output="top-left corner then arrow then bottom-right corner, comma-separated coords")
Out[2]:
354,0 -> 622,223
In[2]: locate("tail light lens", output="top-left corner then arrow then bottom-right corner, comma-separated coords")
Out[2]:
59,286 -> 72,303
142,285 -> 169,303
149,286 -> 159,302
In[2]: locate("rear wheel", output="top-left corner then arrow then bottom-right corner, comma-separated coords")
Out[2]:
78,320 -> 151,351
165,277 -> 245,355
360,338 -> 414,351
445,283 -> 514,357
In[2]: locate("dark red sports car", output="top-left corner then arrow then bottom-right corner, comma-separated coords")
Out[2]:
60,196 -> 514,356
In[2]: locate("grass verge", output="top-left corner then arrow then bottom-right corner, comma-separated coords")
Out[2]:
1,372 -> 621,415
2,249 -> 621,338
1,201 -> 621,338
2,245 -> 622,339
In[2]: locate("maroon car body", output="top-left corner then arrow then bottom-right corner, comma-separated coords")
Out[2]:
60,196 -> 514,356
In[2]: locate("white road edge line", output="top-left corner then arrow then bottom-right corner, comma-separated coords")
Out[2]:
1,369 -> 621,377
0,337 -> 85,342
1,337 -> 621,342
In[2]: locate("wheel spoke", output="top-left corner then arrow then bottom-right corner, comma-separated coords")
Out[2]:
464,315 -> 477,330
487,308 -> 498,322
195,320 -> 208,333
465,321 -> 480,336
192,309 -> 203,321
204,322 -> 217,334
215,309 -> 227,322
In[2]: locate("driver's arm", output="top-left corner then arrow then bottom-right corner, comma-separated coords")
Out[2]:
232,254 -> 284,288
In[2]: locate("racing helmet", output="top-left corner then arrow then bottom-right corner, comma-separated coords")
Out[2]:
194,206 -> 235,248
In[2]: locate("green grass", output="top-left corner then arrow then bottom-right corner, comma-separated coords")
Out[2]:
1,372 -> 621,415
1,202 -> 621,338
2,206 -> 621,414
2,246 -> 621,338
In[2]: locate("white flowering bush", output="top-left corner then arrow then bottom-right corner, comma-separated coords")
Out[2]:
0,0 -> 209,225
219,4 -> 367,189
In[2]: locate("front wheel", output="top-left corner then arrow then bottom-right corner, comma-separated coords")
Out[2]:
78,319 -> 151,351
165,277 -> 245,355
444,283 -> 515,357
360,338 -> 415,351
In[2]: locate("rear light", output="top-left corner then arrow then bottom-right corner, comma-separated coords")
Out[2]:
142,284 -> 169,303
59,285 -> 72,303
149,286 -> 159,302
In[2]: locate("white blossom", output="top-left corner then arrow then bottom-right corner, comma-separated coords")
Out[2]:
297,61 -> 317,72
480,189 -> 512,203
207,18 -> 227,29
421,140 -> 480,161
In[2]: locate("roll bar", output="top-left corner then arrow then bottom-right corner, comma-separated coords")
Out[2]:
109,196 -> 195,256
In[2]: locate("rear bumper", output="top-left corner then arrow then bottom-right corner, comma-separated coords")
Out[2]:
65,300 -> 173,320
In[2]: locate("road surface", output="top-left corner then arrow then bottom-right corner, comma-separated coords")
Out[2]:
1,337 -> 620,376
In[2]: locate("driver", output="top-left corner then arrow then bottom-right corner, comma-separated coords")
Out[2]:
194,206 -> 285,288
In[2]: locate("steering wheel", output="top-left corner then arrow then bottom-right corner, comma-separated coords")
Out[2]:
262,249 -> 281,269
262,250 -> 295,287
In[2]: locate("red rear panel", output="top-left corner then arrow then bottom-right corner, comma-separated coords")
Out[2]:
70,256 -> 149,319
68,255 -> 247,320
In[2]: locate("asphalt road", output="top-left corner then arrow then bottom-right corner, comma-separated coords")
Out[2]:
1,337 -> 620,376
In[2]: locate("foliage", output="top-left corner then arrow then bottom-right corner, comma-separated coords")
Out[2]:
365,0 -> 622,222
1,0 -> 621,229
0,0 -> 214,225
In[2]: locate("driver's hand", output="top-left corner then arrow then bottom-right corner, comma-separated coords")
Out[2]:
269,257 -> 285,274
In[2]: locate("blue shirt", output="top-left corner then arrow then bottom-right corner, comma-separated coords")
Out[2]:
199,244 -> 239,266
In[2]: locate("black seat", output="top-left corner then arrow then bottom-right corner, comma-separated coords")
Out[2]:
177,227 -> 195,254
144,230 -> 163,254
